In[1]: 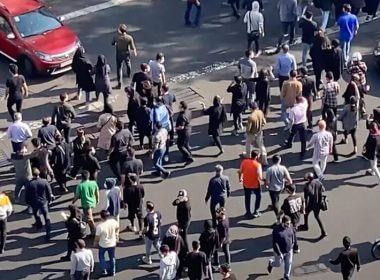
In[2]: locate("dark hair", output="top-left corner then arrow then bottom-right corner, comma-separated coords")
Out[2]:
250,101 -> 258,110
305,10 -> 313,19
9,63 -> 18,75
59,93 -> 67,102
32,167 -> 40,177
128,173 -> 138,183
349,96 -> 357,111
42,117 -> 50,126
31,137 -> 41,148
75,239 -> 86,249
125,86 -> 134,97
290,70 -> 297,78
272,155 -> 281,164
204,220 -> 213,230
298,66 -> 307,76
127,146 -> 135,158
234,75 -> 243,84
213,96 -> 221,106
154,96 -> 162,104
162,82 -> 169,92
140,63 -> 149,72
220,263 -> 231,273
180,101 -> 188,110
140,97 -> 148,106
100,210 -> 110,219
245,49 -> 253,57
326,71 -> 334,80
155,121 -> 162,130
192,240 -> 200,250
343,236 -> 351,248
55,134 -> 63,143
343,3 -> 351,12
258,69 -> 267,79
82,170 -> 90,180
116,120 -> 124,130
83,141 -> 92,152
118,24 -> 127,33
160,244 -> 170,253
286,183 -> 296,193
282,215 -> 291,224
146,201 -> 154,211
331,39 -> 340,48
156,52 -> 164,60
251,150 -> 258,159
103,102 -> 114,114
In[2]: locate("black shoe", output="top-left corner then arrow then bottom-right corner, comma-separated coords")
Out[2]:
267,262 -> 273,274
298,224 -> 309,231
282,141 -> 292,149
162,171 -> 171,179
244,212 -> 252,219
60,256 -> 70,261
112,84 -> 121,90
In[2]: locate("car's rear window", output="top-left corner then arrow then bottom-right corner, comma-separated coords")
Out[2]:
14,7 -> 61,38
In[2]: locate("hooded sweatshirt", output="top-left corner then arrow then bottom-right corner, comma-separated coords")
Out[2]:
159,251 -> 179,280
243,2 -> 264,34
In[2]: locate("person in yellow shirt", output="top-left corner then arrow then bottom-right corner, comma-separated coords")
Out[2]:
0,191 -> 13,254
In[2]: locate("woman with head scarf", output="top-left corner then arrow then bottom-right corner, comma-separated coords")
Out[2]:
338,96 -> 359,154
363,122 -> 380,184
243,1 -> 264,56
72,47 -> 95,107
61,204 -> 84,261
200,96 -> 227,155
96,103 -> 117,159
325,108 -> 339,162
95,54 -> 112,108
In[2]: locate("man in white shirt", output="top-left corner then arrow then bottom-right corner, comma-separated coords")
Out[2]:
94,210 -> 119,277
148,53 -> 166,95
307,120 -> 333,181
7,112 -> 32,152
70,239 -> 94,280
284,96 -> 308,158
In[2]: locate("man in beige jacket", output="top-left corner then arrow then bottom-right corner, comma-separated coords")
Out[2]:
281,70 -> 302,129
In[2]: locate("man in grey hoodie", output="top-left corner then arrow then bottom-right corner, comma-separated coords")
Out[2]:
159,244 -> 179,280
277,0 -> 298,46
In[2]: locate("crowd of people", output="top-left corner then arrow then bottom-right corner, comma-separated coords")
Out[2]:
1,1 -> 380,280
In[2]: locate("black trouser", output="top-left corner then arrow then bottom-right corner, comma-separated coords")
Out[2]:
287,123 -> 306,156
230,0 -> 240,18
313,65 -> 323,90
66,238 -> 78,258
258,99 -> 269,116
278,21 -> 295,46
343,128 -> 357,147
109,153 -> 126,181
70,156 -> 83,178
11,141 -> 24,153
127,208 -> 143,231
244,187 -> 261,215
306,96 -> 313,128
247,32 -> 260,54
211,133 -> 223,152
342,269 -> 355,280
0,219 -> 6,252
278,75 -> 289,91
304,208 -> 326,235
269,190 -> 281,220
32,202 -> 51,238
232,112 -> 242,131
213,242 -> 231,265
332,141 -> 338,161
153,81 -> 162,96
292,224 -> 299,251
57,125 -> 71,143
178,222 -> 190,251
7,99 -> 22,120
73,270 -> 90,280
54,170 -> 67,189
210,197 -> 226,227
128,116 -> 136,135
177,131 -> 192,161
138,131 -> 152,149
322,105 -> 337,120
116,52 -> 131,85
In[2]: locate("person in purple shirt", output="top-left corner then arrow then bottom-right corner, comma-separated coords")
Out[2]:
337,4 -> 359,66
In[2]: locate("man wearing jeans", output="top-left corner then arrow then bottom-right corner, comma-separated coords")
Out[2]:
185,0 -> 201,26
95,210 -> 119,277
337,4 -> 359,66
142,201 -> 162,265
298,11 -> 317,67
277,0 -> 298,46
267,215 -> 295,280
238,150 -> 262,219
152,122 -> 170,178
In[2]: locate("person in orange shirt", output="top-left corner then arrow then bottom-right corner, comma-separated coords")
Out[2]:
238,150 -> 263,219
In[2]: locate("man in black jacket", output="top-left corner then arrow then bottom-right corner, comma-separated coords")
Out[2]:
51,93 -> 76,143
176,101 -> 194,164
172,189 -> 191,249
25,168 -> 53,241
70,127 -> 87,179
82,142 -> 101,181
185,241 -> 208,280
298,67 -> 317,129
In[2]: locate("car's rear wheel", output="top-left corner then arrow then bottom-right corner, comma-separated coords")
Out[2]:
18,56 -> 36,78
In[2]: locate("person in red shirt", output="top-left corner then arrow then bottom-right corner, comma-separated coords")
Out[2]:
238,150 -> 263,218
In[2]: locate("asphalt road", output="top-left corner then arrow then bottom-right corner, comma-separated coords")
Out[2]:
0,0 -> 380,279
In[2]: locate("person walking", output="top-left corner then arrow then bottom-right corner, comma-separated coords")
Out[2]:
322,71 -> 340,119
325,108 -> 339,162
159,244 -> 180,280
363,121 -> 380,184
185,0 -> 201,26
220,264 -> 237,280
7,112 -> 32,152
51,93 -> 76,143
96,103 -> 117,159
131,63 -> 151,97
267,215 -> 295,280
281,70 -> 302,129
161,83 -> 177,143
277,0 -> 298,46
172,189 -> 191,250
275,44 -> 297,91
298,11 -> 318,67
94,54 -> 112,108
245,101 -> 267,164
38,117 -> 60,150
152,122 -> 170,178
199,220 -> 219,280
176,101 -> 193,164
348,0 -> 363,15
185,240 -> 208,280
70,239 -> 94,280
95,210 -> 119,277
299,172 -> 327,238
325,39 -> 344,82
309,28 -> 330,91
51,135 -> 71,192
307,120 -> 333,181
72,170 -> 99,237
120,147 -> 143,189
72,47 -> 95,107
123,174 -> 145,238
142,201 -> 162,265
313,0 -> 333,30
338,96 -> 359,154
205,165 -> 230,227
149,53 -> 166,95
238,150 -> 263,218
283,96 -> 308,158
227,75 -> 247,135
343,74 -> 361,106
200,96 -> 227,155
238,50 -> 257,105
243,1 -> 264,55
228,0 -> 241,19
70,127 -> 87,179
329,236 -> 361,280
125,86 -> 140,135
364,0 -> 380,20
253,68 -> 274,116
265,155 -> 292,223
136,97 -> 153,150
104,178 -> 122,223
214,208 -> 231,265
298,67 -> 316,129
31,138 -> 53,180
4,63 -> 28,120
82,142 -> 101,180
25,168 -> 53,241
112,24 -> 137,89
337,4 -> 359,66
108,120 -> 134,180
0,191 -> 12,254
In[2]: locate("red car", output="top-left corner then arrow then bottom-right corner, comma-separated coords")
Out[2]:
0,0 -> 79,76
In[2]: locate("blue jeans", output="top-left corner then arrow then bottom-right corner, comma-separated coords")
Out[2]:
98,246 -> 116,274
281,101 -> 289,126
32,202 -> 51,238
153,148 -> 169,175
320,9 -> 330,31
341,40 -> 351,64
244,187 -> 261,214
185,2 -> 201,25
302,43 -> 311,67
270,250 -> 293,278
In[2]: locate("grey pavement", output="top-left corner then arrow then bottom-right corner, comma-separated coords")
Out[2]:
1,1 -> 380,280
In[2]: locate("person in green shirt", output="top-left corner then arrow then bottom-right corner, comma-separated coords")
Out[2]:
73,170 -> 99,236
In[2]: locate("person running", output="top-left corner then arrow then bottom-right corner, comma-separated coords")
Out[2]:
112,24 -> 137,89
176,101 -> 193,164
243,1 -> 264,56
205,165 -> 230,227
38,117 -> 60,150
298,11 -> 318,67
199,220 -> 219,280
267,215 -> 295,280
298,67 -> 317,130
142,201 -> 162,265
338,96 -> 359,154
184,0 -> 201,26
159,244 -> 179,280
25,168 -> 53,241
201,96 -> 227,155
185,240 -> 208,280
322,71 -> 340,119
238,150 -> 263,218
214,207 -> 231,265
136,97 -> 153,150
94,54 -> 112,108
51,135 -> 71,192
299,172 -> 327,238
51,93 -> 76,143
275,44 -> 297,91
277,0 -> 298,46
227,76 -> 247,136
329,236 -> 361,280
0,191 -> 12,254
172,189 -> 191,250
265,155 -> 292,223
70,239 -> 94,280
238,50 -> 257,104
7,112 -> 32,152
220,263 -> 237,280
152,122 -> 170,178
149,53 -> 166,95
131,63 -> 151,97
307,120 -> 333,181
72,170 -> 99,237
280,70 -> 302,130
123,173 -> 145,238
4,63 -> 28,120
95,210 -> 119,277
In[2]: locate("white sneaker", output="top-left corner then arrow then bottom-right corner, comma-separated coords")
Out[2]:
142,256 -> 152,265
